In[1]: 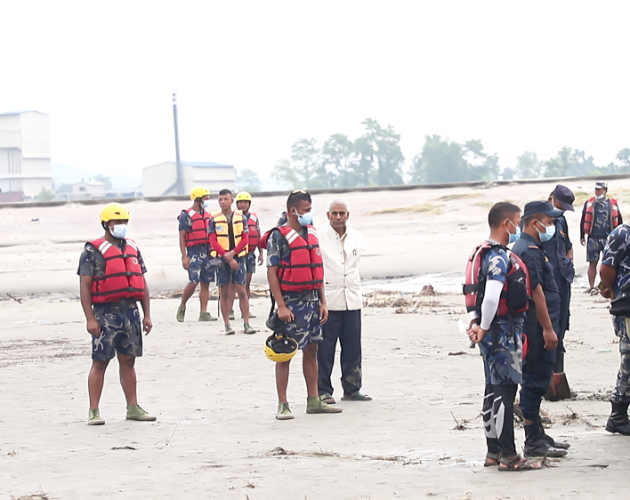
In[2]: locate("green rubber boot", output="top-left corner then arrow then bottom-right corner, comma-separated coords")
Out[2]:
176,305 -> 185,322
306,396 -> 343,414
225,324 -> 236,335
229,309 -> 235,321
126,405 -> 156,421
243,322 -> 256,334
199,312 -> 217,321
276,402 -> 294,420
88,408 -> 105,425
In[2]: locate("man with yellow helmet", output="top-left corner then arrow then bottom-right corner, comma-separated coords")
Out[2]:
176,186 -> 217,322
209,189 -> 256,335
235,191 -> 264,318
77,202 -> 156,425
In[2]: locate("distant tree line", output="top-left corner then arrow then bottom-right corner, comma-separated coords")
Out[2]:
270,118 -> 630,189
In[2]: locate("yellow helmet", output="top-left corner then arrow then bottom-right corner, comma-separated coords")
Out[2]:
235,191 -> 253,202
264,333 -> 298,363
100,203 -> 131,222
190,186 -> 210,200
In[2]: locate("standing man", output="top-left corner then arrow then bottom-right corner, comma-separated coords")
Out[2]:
317,198 -> 371,404
266,190 -> 342,419
600,223 -> 630,435
543,185 -> 575,398
176,186 -> 217,322
512,201 -> 568,458
78,203 -> 156,425
209,189 -> 255,335
466,202 -> 540,471
581,181 -> 622,294
235,191 -> 264,318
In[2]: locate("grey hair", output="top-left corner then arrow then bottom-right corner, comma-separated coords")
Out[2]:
328,198 -> 350,212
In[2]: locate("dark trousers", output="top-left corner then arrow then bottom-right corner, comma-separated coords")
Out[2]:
520,356 -> 554,422
317,309 -> 362,396
555,276 -> 571,354
483,384 -> 517,458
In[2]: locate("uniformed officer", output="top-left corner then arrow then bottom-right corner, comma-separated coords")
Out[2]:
543,185 -> 576,397
512,201 -> 568,458
599,224 -> 630,435
580,181 -> 623,294
467,202 -> 541,471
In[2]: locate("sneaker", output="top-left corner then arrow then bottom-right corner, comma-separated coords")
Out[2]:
176,305 -> 186,322
88,408 -> 105,425
276,402 -> 294,420
229,309 -> 235,321
243,322 -> 256,334
249,312 -> 257,319
126,405 -> 157,422
225,324 -> 236,335
306,396 -> 343,414
199,312 -> 217,321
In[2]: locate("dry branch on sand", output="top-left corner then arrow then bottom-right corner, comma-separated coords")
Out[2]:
264,447 -> 421,465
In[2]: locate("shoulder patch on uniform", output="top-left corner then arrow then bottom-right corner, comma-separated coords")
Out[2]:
528,245 -> 539,249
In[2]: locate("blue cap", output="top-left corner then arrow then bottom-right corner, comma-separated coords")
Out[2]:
551,185 -> 575,212
523,200 -> 563,218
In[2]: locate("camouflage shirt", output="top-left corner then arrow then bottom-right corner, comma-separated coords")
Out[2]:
602,224 -> 630,296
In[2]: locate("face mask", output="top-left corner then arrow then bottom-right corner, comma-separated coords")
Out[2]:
507,220 -> 521,244
535,221 -> 555,243
110,224 -> 127,239
596,194 -> 605,201
202,199 -> 211,209
293,209 -> 313,227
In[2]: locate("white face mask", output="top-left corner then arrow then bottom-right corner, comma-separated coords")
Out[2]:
110,224 -> 127,239
596,194 -> 605,201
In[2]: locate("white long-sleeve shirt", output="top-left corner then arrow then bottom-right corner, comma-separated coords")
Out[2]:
318,224 -> 363,311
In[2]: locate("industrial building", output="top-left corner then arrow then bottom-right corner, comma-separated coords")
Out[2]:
142,161 -> 235,197
0,111 -> 54,200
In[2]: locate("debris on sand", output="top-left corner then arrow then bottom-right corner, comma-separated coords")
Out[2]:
450,412 -> 470,431
12,494 -> 49,500
265,447 -> 421,464
111,446 -> 137,451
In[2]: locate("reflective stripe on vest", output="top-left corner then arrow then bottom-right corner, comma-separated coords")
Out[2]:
90,238 -> 145,303
277,225 -> 324,292
583,197 -> 621,236
211,211 -> 247,257
183,208 -> 210,247
247,213 -> 259,253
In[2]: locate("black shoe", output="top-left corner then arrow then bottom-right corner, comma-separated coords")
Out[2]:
538,419 -> 571,450
524,423 -> 568,458
605,401 -> 630,435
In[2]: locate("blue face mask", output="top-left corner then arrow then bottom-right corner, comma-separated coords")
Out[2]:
536,221 -> 555,242
110,224 -> 127,239
507,220 -> 521,244
202,199 -> 211,209
293,209 -> 313,227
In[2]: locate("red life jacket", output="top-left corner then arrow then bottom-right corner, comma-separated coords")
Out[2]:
90,238 -> 145,304
180,208 -> 210,247
463,242 -> 531,317
274,225 -> 324,292
246,213 -> 260,253
583,196 -> 621,236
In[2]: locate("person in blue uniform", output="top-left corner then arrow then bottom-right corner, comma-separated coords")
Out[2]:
511,201 -> 568,458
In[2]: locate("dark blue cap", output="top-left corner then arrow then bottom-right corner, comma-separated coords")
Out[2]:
523,200 -> 563,218
551,184 -> 575,212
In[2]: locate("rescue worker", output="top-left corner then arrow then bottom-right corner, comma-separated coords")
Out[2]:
176,186 -> 217,322
580,181 -> 622,294
600,223 -> 630,435
512,201 -> 568,458
318,198 -> 372,404
543,185 -> 575,398
235,191 -> 264,318
209,189 -> 255,335
266,190 -> 342,419
78,203 -> 156,425
466,202 -> 540,470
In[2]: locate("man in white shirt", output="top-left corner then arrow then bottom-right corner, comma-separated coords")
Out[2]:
317,199 -> 372,404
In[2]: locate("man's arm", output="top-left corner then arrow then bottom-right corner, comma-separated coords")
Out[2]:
268,266 -> 293,323
140,277 -> 152,334
79,275 -> 101,337
580,202 -> 587,242
532,283 -> 558,350
600,263 -> 617,299
318,284 -> 328,324
179,230 -> 190,269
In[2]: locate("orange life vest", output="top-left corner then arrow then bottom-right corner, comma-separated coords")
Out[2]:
210,211 -> 247,257
180,208 -> 210,247
246,213 -> 260,253
275,225 -> 324,292
90,238 -> 145,304
583,197 -> 620,236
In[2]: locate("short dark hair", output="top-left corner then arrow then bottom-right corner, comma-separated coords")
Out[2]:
488,202 -> 521,228
286,190 -> 311,211
522,213 -> 543,227
219,189 -> 232,196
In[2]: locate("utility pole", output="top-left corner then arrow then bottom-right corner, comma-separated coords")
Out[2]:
172,92 -> 184,195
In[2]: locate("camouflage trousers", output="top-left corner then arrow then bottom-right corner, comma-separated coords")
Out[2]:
92,299 -> 143,361
273,290 -> 323,350
479,317 -> 524,385
612,316 -> 630,403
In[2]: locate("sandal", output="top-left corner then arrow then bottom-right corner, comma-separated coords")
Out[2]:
498,455 -> 541,471
484,452 -> 500,467
320,393 -> 336,405
590,288 -> 600,296
341,391 -> 373,401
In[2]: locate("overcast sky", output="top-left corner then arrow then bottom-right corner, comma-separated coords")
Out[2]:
2,1 -> 629,182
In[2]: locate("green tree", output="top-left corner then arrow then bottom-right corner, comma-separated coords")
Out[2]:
321,133 -> 356,187
94,174 -> 112,190
35,187 -> 55,202
235,168 -> 261,192
543,147 -> 597,177
272,138 -> 322,189
515,151 -> 543,179
357,118 -> 404,186
414,135 -> 467,183
464,140 -> 499,181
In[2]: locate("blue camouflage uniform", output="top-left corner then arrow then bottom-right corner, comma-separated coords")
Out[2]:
266,227 -> 323,350
512,232 -> 560,422
77,240 -> 147,362
584,199 -> 612,262
179,210 -> 215,284
542,214 -> 574,359
477,244 -> 524,459
602,225 -> 630,403
243,212 -> 261,274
